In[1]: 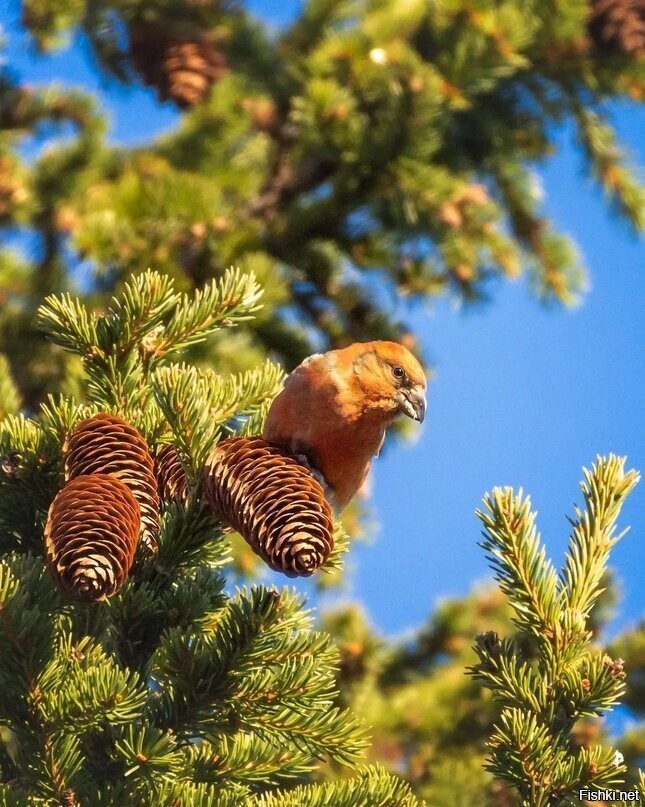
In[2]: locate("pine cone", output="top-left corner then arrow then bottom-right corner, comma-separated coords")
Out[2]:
203,437 -> 334,577
129,24 -> 228,108
588,0 -> 645,57
64,414 -> 160,549
44,474 -> 140,601
61,789 -> 77,807
154,444 -> 190,505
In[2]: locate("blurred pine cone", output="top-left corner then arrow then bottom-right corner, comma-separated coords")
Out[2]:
129,24 -> 228,108
60,790 -> 77,807
64,414 -> 160,549
588,0 -> 645,57
154,444 -> 190,505
203,437 -> 334,577
44,474 -> 140,601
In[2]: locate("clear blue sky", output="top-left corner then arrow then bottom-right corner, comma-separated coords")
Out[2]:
3,1 -> 644,645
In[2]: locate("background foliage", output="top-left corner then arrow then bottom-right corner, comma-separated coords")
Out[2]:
1,0 -> 644,803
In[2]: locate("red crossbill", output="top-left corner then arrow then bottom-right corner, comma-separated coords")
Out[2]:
263,341 -> 427,511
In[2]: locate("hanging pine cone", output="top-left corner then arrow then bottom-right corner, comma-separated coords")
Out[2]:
588,0 -> 645,58
203,437 -> 334,577
44,474 -> 140,602
129,23 -> 228,108
154,444 -> 190,505
64,414 -> 160,549
60,790 -> 77,807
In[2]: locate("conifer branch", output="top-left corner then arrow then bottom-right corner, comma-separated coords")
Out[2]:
155,268 -> 263,355
0,355 -> 21,419
250,763 -> 422,806
323,522 -> 351,573
472,455 -> 638,806
38,396 -> 100,446
574,107 -> 645,231
37,294 -> 100,357
206,362 -> 285,430
6,270 -> 426,802
36,635 -> 148,734
151,364 -> 224,475
0,416 -> 60,553
185,733 -> 315,784
112,724 -> 181,783
477,488 -> 560,640
150,587 -> 369,765
639,771 -> 645,799
102,270 -> 178,350
37,269 -> 265,416
560,456 -> 640,630
150,499 -> 230,578
151,359 -> 284,474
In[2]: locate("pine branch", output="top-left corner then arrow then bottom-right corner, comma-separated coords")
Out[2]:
472,456 -> 638,806
155,268 -> 263,355
151,359 -> 283,474
490,161 -> 587,306
0,355 -> 21,419
639,771 -> 645,799
477,487 -> 560,640
471,635 -> 547,715
37,269 -> 264,414
153,780 -> 250,807
99,269 -> 178,353
38,396 -> 100,447
6,268 -> 424,803
251,763 -> 423,806
112,724 -> 181,784
0,416 -> 60,554
37,293 -> 100,357
185,733 -> 315,785
0,555 -> 61,703
560,455 -> 640,633
322,522 -> 351,573
150,364 -> 225,475
575,107 -> 645,231
150,587 -> 369,766
67,642 -> 146,727
207,361 -> 285,431
149,499 -> 230,578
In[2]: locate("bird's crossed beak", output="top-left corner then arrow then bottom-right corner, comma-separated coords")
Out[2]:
398,388 -> 426,423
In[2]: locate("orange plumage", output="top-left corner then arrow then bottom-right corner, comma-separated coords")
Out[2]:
263,341 -> 427,511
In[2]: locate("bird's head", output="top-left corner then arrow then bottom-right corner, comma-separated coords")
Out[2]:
333,341 -> 427,424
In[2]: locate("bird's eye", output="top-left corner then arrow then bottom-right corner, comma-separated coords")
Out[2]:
392,365 -> 405,380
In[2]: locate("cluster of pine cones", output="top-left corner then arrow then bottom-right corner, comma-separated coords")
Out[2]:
44,414 -> 334,602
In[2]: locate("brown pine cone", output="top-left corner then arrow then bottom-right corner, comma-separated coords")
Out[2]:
129,24 -> 228,108
588,0 -> 645,57
203,437 -> 334,577
154,444 -> 190,505
64,414 -> 160,549
44,474 -> 140,601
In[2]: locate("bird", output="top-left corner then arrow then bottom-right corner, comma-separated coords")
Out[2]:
263,340 -> 427,511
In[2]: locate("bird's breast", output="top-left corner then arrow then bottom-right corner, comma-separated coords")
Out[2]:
302,418 -> 387,510
262,356 -> 392,510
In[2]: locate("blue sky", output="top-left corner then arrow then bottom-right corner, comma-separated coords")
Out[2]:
3,0 -> 644,646
359,147 -> 644,640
